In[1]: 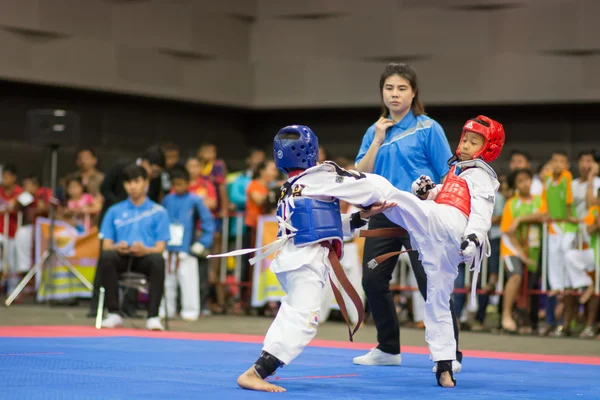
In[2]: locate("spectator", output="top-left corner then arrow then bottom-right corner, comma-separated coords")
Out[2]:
72,148 -> 104,197
97,165 -> 170,331
353,63 -> 459,369
541,151 -> 579,336
197,142 -> 229,219
509,150 -> 543,195
500,169 -> 548,333
185,157 -> 218,211
12,176 -> 51,279
88,145 -> 166,317
99,145 -> 165,222
197,142 -> 229,313
160,142 -> 183,193
572,150 -> 600,220
242,160 -> 279,310
60,176 -> 102,233
228,148 -> 266,213
0,164 -> 23,288
565,188 -> 600,338
161,167 -> 215,321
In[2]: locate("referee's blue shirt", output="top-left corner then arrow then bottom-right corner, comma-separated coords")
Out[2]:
100,197 -> 171,248
355,111 -> 453,193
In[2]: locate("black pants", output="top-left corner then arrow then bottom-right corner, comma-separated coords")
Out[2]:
362,214 -> 461,360
198,255 -> 210,311
97,251 -> 165,318
89,240 -> 139,316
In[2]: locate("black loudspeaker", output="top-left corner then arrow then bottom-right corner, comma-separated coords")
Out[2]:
27,109 -> 80,147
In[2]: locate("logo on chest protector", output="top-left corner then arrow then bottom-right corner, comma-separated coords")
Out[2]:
308,311 -> 319,329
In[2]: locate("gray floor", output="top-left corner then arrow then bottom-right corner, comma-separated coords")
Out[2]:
1,301 -> 599,357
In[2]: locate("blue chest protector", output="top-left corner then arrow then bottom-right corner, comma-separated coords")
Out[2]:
276,178 -> 344,248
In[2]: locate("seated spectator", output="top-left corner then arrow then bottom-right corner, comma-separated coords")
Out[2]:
97,165 -> 170,331
88,145 -> 166,318
160,168 -> 215,321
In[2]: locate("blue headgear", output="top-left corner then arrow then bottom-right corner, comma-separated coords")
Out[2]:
273,125 -> 319,173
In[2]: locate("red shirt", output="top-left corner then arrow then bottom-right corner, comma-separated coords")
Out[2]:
0,185 -> 24,237
24,187 -> 52,225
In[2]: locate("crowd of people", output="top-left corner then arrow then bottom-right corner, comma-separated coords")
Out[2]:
0,63 -> 598,349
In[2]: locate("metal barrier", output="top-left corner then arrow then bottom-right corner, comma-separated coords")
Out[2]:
214,210 -> 600,300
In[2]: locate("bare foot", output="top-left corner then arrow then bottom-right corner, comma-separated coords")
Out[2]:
579,286 -> 594,305
501,316 -> 517,333
438,371 -> 455,388
237,367 -> 286,393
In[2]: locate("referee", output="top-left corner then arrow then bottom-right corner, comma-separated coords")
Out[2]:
353,63 -> 462,372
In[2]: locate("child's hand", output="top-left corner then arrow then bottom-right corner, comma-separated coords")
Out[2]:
519,254 -> 537,268
507,218 -> 521,235
588,162 -> 599,180
360,201 -> 397,219
190,243 -> 207,257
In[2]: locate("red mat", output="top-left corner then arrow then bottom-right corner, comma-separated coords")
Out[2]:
1,325 -> 598,365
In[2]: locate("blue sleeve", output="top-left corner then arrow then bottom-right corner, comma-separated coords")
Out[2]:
228,176 -> 248,209
194,198 -> 215,248
425,121 -> 453,179
354,126 -> 376,167
99,207 -> 116,242
154,209 -> 171,243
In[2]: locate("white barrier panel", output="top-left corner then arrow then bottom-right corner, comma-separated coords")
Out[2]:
594,233 -> 600,295
234,212 -> 244,284
541,221 -> 548,292
220,216 -> 230,283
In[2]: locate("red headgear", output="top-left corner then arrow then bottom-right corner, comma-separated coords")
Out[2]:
456,115 -> 505,163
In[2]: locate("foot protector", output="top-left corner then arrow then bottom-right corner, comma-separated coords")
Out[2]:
253,351 -> 284,379
436,360 -> 457,387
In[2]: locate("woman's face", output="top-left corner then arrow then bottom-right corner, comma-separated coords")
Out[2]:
382,74 -> 415,117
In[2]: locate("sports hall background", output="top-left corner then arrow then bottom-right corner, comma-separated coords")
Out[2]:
0,1 -> 599,399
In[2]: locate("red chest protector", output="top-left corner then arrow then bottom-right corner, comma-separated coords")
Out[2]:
434,165 -> 471,217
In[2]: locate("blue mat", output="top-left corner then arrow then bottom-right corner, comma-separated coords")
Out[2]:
0,337 -> 598,399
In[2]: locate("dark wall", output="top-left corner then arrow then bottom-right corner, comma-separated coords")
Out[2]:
1,80 -> 599,185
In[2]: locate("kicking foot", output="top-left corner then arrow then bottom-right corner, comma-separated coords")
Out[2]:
237,367 -> 286,393
438,371 -> 455,388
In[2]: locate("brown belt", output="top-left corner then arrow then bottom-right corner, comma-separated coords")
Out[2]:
359,227 -> 414,268
166,252 -> 181,271
323,243 -> 364,342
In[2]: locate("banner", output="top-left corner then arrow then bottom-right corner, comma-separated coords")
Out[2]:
250,216 -> 365,311
251,216 -> 286,307
34,217 -> 99,301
